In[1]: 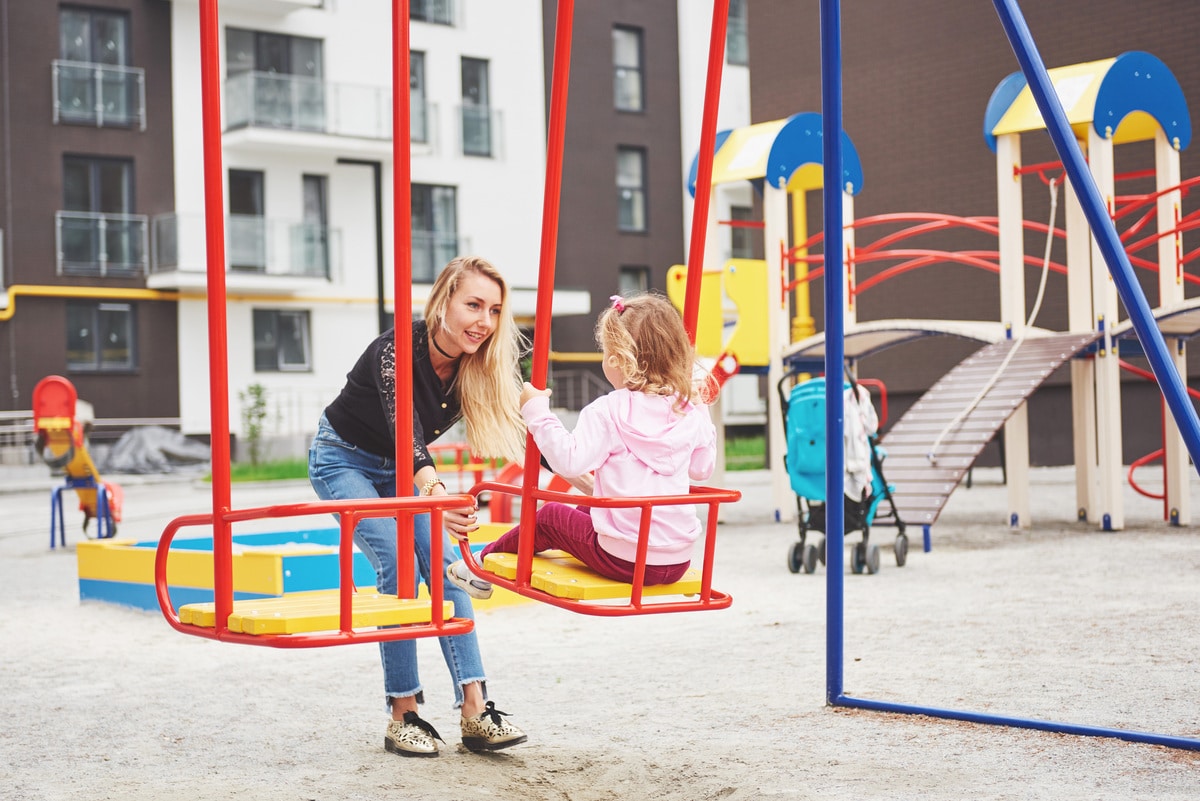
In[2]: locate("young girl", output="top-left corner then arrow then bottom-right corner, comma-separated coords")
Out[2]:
448,291 -> 717,594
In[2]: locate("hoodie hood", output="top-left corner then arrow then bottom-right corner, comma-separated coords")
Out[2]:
605,390 -> 701,475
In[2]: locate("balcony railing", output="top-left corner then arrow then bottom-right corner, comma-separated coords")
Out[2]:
52,60 -> 146,130
152,213 -> 341,280
460,105 -> 500,158
226,71 -> 396,141
411,99 -> 435,146
56,211 -> 149,277
412,230 -> 467,283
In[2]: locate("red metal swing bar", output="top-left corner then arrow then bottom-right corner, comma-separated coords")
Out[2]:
456,0 -> 740,616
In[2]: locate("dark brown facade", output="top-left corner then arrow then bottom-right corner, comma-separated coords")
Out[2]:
0,0 -> 178,419
542,0 -> 685,354
749,1 -> 1200,465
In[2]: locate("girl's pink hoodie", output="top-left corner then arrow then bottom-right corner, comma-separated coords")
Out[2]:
521,389 -> 717,564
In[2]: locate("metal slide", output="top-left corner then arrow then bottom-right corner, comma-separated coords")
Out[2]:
879,331 -> 1099,527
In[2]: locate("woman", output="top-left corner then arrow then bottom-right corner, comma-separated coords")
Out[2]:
308,256 -> 527,757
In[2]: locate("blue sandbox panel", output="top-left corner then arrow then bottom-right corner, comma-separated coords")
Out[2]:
79,578 -> 275,612
79,528 -> 481,611
130,528 -> 378,592
281,552 -> 379,592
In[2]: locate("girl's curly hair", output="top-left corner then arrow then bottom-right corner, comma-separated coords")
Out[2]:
595,292 -> 697,411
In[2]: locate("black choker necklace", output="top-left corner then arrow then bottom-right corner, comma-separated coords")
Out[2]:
431,333 -> 458,360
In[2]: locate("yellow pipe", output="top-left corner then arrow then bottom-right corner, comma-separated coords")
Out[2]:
0,284 -> 395,322
0,284 -> 563,333
789,191 -> 815,342
548,351 -> 603,363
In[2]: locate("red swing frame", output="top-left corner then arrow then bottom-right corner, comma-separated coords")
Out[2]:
153,0 -> 477,647
154,0 -> 737,644
454,0 -> 740,616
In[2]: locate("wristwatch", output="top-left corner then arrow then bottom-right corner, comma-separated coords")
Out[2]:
421,477 -> 446,496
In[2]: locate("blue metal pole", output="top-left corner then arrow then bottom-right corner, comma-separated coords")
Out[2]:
819,0 -> 846,705
838,694 -> 1200,751
993,0 -> 1200,470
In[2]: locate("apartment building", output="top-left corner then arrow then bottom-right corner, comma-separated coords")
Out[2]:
0,0 -> 748,455
0,0 -> 178,425
155,0 -> 562,451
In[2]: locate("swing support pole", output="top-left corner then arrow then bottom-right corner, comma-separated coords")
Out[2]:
517,0 -> 576,586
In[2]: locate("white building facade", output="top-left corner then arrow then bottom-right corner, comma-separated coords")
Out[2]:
156,0 -> 554,452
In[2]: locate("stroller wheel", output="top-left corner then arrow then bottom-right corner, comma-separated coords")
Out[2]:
894,532 -> 909,567
866,544 -> 881,575
787,541 -> 804,574
851,542 -> 866,574
816,536 -> 827,566
802,543 -> 819,574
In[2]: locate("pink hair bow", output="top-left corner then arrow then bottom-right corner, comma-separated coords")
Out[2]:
609,295 -> 625,313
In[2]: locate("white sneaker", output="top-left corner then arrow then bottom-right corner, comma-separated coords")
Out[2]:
447,559 -> 493,600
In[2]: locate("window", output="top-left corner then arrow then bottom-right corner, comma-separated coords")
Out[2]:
412,184 -> 458,282
253,309 -> 312,372
613,26 -> 643,112
60,156 -> 144,275
228,169 -> 266,271
411,51 -> 428,144
64,156 -> 133,214
225,28 -> 324,131
461,57 -> 492,157
67,302 -> 136,371
56,8 -> 141,128
618,266 -> 649,297
411,0 -> 454,25
297,175 -> 329,278
617,147 -> 647,232
727,0 -> 749,66
730,205 -> 756,258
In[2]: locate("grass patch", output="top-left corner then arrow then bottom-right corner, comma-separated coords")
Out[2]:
207,442 -> 764,482
207,458 -> 310,483
725,435 -> 766,471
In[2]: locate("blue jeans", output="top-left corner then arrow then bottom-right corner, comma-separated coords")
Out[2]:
308,414 -> 486,711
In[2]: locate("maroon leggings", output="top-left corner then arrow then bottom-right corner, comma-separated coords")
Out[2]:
480,502 -> 690,585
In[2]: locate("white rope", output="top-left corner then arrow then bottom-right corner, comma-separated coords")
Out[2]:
927,178 -> 1059,464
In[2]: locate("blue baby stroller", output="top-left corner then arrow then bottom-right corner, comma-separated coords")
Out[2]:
778,374 -> 907,575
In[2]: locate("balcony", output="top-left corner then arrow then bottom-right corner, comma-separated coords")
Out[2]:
149,213 -> 342,293
223,72 -> 441,157
56,212 -> 149,277
52,60 -> 146,130
459,105 -> 501,158
225,71 -> 393,139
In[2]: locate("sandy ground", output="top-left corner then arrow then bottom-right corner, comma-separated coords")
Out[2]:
1,463 -> 1198,800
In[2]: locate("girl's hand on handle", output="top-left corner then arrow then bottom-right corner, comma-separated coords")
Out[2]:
520,382 -> 552,407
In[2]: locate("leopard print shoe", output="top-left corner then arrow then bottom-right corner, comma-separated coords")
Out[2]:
385,711 -> 443,758
461,701 -> 527,752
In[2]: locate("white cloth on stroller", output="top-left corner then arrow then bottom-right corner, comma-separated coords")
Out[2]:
843,383 -> 879,501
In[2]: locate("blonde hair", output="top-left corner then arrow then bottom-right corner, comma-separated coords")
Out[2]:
424,256 -> 527,461
595,292 -> 697,410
